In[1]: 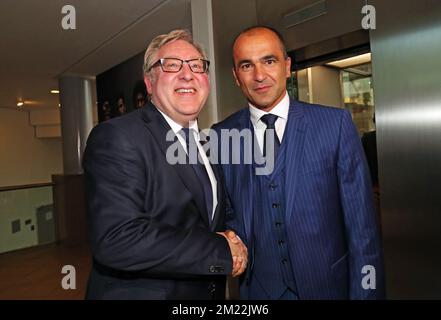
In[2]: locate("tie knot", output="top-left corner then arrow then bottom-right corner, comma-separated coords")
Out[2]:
180,127 -> 191,137
179,127 -> 196,147
260,114 -> 278,128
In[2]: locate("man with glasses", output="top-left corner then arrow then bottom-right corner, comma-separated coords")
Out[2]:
83,29 -> 247,300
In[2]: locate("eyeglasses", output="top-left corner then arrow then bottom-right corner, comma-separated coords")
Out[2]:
149,58 -> 210,73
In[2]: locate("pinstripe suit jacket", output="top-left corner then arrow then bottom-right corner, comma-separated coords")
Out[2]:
213,99 -> 385,299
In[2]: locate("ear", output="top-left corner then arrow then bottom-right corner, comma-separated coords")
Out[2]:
144,74 -> 153,95
232,68 -> 240,87
285,57 -> 292,78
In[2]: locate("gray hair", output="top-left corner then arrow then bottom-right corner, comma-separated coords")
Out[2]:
143,29 -> 207,78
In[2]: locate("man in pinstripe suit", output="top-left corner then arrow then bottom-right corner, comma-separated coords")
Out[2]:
212,26 -> 385,299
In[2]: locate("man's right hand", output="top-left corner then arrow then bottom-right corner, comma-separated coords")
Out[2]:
217,230 -> 248,277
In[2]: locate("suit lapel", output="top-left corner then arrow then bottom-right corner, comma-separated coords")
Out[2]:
237,111 -> 255,244
284,100 -> 307,222
141,104 -> 210,226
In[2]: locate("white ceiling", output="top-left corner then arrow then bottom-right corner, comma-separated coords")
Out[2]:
0,0 -> 191,111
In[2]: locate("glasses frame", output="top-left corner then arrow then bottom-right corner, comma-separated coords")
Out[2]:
149,58 -> 210,73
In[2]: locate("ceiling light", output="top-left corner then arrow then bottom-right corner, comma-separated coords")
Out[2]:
326,53 -> 371,68
17,101 -> 24,107
50,90 -> 60,94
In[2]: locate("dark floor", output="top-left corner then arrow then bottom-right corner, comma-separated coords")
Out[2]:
0,238 -> 439,299
383,236 -> 441,299
0,243 -> 91,300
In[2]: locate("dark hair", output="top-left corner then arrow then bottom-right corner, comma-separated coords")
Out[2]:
232,26 -> 288,66
132,80 -> 148,108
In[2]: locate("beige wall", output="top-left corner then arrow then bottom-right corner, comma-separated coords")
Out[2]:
309,65 -> 343,108
0,108 -> 63,187
297,66 -> 343,108
0,186 -> 53,253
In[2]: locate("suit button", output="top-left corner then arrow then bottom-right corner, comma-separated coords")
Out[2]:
282,259 -> 288,264
209,265 -> 223,273
278,240 -> 285,245
208,282 -> 216,293
215,266 -> 224,273
269,183 -> 277,190
275,222 -> 282,227
272,203 -> 280,208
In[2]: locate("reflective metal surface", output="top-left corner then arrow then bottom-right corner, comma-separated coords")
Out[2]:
370,0 -> 441,298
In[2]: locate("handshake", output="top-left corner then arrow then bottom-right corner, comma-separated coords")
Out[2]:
217,230 -> 248,277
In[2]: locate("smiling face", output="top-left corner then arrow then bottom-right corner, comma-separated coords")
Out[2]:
232,28 -> 291,112
144,40 -> 209,126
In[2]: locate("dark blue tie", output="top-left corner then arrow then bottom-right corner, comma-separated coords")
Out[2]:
260,114 -> 280,159
180,128 -> 213,222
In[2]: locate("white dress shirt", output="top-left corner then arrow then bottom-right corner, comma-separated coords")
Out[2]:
156,108 -> 217,220
249,91 -> 290,153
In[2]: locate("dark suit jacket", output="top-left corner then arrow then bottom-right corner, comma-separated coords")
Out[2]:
83,102 -> 232,300
213,99 -> 385,299
361,130 -> 379,186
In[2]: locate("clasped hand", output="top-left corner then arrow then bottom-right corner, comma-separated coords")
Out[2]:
217,230 -> 248,277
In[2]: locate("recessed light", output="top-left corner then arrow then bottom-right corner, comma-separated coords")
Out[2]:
17,101 -> 24,107
50,90 -> 60,94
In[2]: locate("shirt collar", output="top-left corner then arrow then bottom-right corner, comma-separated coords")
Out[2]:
155,105 -> 199,135
249,91 -> 289,127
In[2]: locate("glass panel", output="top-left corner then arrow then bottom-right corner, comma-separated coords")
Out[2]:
286,72 -> 298,100
289,55 -> 375,136
0,186 -> 55,254
341,62 -> 375,136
